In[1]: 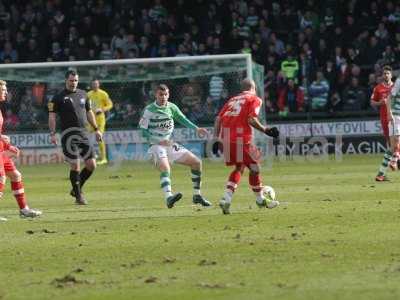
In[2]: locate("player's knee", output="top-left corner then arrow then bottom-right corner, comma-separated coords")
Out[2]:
249,163 -> 260,173
70,163 -> 79,171
190,157 -> 201,170
249,169 -> 259,176
9,170 -> 21,182
249,165 -> 260,175
235,164 -> 244,173
86,159 -> 96,171
158,162 -> 170,173
157,157 -> 170,172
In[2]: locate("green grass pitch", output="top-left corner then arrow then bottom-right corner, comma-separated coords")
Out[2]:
1,154 -> 400,300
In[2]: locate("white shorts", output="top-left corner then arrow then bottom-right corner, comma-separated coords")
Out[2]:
148,143 -> 190,164
389,116 -> 400,136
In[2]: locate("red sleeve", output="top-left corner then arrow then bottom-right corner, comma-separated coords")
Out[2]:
371,86 -> 379,101
248,96 -> 262,117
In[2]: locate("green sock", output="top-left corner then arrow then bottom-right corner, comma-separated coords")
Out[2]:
378,149 -> 392,176
160,171 -> 172,199
191,169 -> 201,195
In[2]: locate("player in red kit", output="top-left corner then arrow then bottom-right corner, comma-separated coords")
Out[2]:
371,66 -> 395,181
214,79 -> 280,214
0,80 -> 42,219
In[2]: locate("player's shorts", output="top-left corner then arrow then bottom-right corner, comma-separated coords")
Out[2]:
2,153 -> 16,173
61,129 -> 95,162
389,116 -> 400,136
148,143 -> 190,164
381,118 -> 389,142
0,141 -> 17,175
223,142 -> 261,166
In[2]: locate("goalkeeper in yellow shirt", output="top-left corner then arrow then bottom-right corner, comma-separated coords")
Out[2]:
87,79 -> 113,165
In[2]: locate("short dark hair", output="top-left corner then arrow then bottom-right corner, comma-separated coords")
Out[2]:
383,65 -> 392,72
157,84 -> 169,92
65,70 -> 78,79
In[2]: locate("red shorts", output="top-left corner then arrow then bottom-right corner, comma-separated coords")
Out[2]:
0,140 -> 16,175
2,153 -> 16,173
223,143 -> 261,166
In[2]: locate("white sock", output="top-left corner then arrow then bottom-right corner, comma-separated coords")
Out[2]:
160,172 -> 172,199
255,192 -> 264,203
223,190 -> 233,203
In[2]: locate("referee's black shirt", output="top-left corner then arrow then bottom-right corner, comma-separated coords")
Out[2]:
48,88 -> 91,131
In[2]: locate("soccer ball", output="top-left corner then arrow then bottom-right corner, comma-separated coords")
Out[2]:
262,186 -> 276,201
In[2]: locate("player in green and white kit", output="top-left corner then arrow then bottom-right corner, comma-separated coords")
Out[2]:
386,76 -> 400,169
139,84 -> 211,208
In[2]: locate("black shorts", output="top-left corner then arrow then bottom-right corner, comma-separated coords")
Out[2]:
61,130 -> 95,162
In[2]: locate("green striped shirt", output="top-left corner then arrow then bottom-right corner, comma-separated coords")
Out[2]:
391,78 -> 400,116
139,101 -> 198,144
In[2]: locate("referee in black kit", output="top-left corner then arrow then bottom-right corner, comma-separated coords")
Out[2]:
48,70 -> 102,205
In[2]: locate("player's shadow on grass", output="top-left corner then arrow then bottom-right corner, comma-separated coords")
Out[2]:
35,205 -> 272,223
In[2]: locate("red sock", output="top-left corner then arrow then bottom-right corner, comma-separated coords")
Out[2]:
249,172 -> 262,192
11,181 -> 27,209
226,169 -> 242,193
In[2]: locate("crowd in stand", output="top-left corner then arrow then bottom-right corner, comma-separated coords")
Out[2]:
0,0 -> 400,129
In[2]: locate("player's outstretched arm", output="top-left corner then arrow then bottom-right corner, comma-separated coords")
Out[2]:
172,106 -> 209,137
197,127 -> 209,138
172,104 -> 198,129
248,116 -> 279,138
